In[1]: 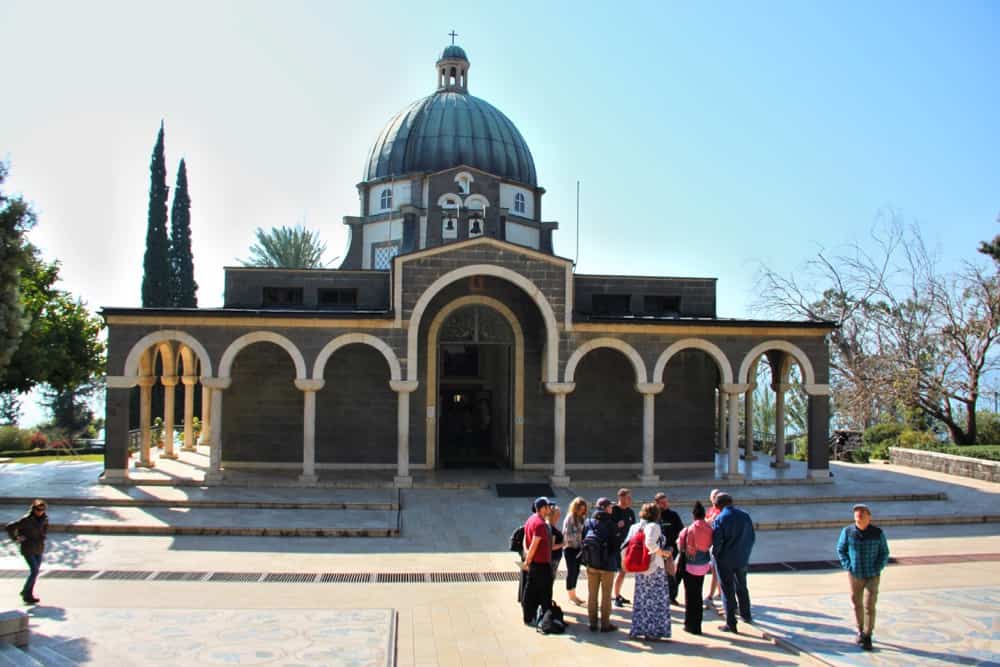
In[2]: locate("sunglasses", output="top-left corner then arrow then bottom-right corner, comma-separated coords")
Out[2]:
33,506 -> 46,511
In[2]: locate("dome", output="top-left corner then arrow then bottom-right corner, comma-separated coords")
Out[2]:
363,45 -> 537,187
440,45 -> 468,61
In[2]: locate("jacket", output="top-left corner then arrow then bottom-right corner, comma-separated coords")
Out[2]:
712,506 -> 755,569
837,524 -> 890,579
6,511 -> 48,556
582,510 -> 620,571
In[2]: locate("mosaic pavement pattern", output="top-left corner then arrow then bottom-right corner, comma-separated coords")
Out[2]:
753,586 -> 998,666
22,607 -> 395,666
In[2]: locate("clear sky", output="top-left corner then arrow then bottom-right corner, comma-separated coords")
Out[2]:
1,2 -> 997,330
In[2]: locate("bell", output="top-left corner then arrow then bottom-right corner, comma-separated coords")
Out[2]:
445,217 -> 455,231
470,218 -> 482,235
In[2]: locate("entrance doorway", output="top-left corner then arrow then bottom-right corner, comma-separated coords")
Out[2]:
437,306 -> 513,468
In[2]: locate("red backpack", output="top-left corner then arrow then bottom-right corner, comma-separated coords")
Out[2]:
623,528 -> 650,573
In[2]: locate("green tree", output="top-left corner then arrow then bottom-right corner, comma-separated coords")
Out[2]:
168,158 -> 197,307
141,121 -> 171,307
241,224 -> 329,268
42,381 -> 99,438
0,162 -> 35,375
978,212 -> 1000,265
0,245 -> 105,396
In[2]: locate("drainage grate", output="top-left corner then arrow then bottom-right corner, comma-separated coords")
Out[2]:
209,572 -> 264,583
749,562 -> 795,573
482,571 -> 520,582
96,570 -> 155,581
43,569 -> 100,579
319,572 -> 373,583
263,572 -> 318,583
153,571 -> 209,582
376,572 -> 427,584
789,560 -> 840,571
429,572 -> 481,583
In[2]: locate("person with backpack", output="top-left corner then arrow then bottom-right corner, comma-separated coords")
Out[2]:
622,502 -> 675,640
520,497 -> 554,625
581,497 -> 619,632
562,497 -> 588,606
611,488 -> 636,607
677,501 -> 714,635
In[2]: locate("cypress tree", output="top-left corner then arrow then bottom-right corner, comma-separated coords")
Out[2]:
141,121 -> 170,307
168,159 -> 197,307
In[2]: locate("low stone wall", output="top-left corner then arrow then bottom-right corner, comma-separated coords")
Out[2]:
889,447 -> 1000,483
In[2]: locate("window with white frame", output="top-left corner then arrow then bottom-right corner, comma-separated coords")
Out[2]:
514,192 -> 525,214
379,188 -> 393,210
372,241 -> 400,270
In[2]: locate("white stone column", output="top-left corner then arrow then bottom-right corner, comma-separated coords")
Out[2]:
636,382 -> 664,484
717,388 -> 728,452
722,384 -> 749,480
545,382 -> 575,487
744,384 -> 758,461
136,375 -> 156,468
295,379 -> 325,485
772,382 -> 790,469
181,375 -> 198,451
201,377 -> 231,483
391,380 -> 419,488
160,375 -> 179,459
199,385 -> 212,446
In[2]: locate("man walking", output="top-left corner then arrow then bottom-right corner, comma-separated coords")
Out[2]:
655,491 -> 684,604
611,488 -> 635,607
711,492 -> 755,633
520,497 -> 554,625
837,503 -> 890,651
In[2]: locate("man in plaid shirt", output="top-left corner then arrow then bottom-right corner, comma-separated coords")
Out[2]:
836,503 -> 890,651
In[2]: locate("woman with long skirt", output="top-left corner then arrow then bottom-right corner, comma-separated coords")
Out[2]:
624,503 -> 675,640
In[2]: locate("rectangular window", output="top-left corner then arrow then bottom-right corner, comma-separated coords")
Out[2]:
644,295 -> 681,316
372,241 -> 400,271
261,287 -> 303,307
592,294 -> 631,315
317,288 -> 358,309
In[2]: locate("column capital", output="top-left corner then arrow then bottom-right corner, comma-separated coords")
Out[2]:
294,378 -> 325,392
135,375 -> 157,388
106,375 -> 138,389
635,382 -> 664,395
772,382 -> 791,393
804,383 -> 832,396
201,376 -> 232,391
160,375 -> 180,387
389,380 -> 419,394
181,375 -> 200,386
545,382 -> 575,395
721,383 -> 750,395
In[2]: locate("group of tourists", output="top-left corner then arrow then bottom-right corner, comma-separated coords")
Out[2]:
517,487 -> 758,641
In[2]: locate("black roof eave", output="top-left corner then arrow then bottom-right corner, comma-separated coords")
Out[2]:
576,314 -> 837,329
100,307 -> 394,321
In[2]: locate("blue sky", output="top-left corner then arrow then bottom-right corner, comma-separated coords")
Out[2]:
1,1 -> 998,422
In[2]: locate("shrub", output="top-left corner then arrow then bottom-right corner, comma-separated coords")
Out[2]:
29,431 -> 48,449
975,412 -> 1000,445
0,426 -> 32,452
849,448 -> 871,463
863,422 -> 905,450
898,429 -> 939,450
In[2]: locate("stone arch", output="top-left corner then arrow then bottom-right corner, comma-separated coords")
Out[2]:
437,193 -> 462,209
178,345 -> 198,376
564,337 -> 647,384
464,193 -> 489,210
313,333 -> 402,381
405,264 -> 560,382
122,330 -> 213,377
425,295 -> 527,468
652,338 -> 734,386
218,331 -> 307,379
737,340 -> 817,388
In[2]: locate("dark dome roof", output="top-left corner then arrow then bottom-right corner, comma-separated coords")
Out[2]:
364,91 -> 537,187
440,45 -> 468,61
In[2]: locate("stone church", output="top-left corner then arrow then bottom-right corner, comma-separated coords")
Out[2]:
101,43 -> 835,487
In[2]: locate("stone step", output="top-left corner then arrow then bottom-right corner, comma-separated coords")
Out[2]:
43,506 -> 399,537
0,495 -> 397,511
0,644 -> 42,667
633,492 -> 947,507
21,645 -> 76,667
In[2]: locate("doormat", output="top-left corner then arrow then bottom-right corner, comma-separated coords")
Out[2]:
496,483 -> 555,498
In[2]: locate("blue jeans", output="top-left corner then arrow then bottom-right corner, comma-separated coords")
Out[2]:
716,564 -> 751,628
21,553 -> 42,599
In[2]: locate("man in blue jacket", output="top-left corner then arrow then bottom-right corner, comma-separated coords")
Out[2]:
711,493 -> 755,633
837,503 -> 890,651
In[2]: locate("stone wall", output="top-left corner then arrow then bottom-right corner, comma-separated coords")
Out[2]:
573,275 -> 716,318
889,447 -> 1000,483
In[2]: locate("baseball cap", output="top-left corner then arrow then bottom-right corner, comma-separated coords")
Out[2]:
595,497 -> 611,509
533,497 -> 551,511
852,503 -> 871,514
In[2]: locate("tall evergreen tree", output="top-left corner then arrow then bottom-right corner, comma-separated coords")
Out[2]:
141,122 -> 170,307
0,162 -> 35,375
168,159 -> 197,307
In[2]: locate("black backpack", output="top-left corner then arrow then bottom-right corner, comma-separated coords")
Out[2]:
535,602 -> 566,635
579,520 -> 610,570
509,525 -> 525,553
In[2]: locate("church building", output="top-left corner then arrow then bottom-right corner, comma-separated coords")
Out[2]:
101,43 -> 835,487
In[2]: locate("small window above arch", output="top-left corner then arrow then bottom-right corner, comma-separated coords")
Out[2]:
454,171 -> 474,194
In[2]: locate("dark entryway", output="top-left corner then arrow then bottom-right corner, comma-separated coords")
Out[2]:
437,306 -> 513,468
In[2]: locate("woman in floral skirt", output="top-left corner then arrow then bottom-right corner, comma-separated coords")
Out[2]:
624,502 -> 676,640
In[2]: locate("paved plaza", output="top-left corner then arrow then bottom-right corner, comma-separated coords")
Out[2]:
0,460 -> 997,665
